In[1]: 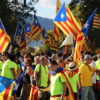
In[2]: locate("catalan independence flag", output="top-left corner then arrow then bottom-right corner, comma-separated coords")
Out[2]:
0,19 -> 10,53
54,4 -> 82,39
0,76 -> 14,100
74,8 -> 97,63
54,0 -> 61,39
26,15 -> 42,43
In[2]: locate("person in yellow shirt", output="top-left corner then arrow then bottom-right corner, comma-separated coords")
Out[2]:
79,54 -> 100,100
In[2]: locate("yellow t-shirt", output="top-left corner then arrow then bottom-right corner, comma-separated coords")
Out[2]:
79,63 -> 96,87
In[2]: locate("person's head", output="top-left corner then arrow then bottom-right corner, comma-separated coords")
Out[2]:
49,60 -> 58,72
23,52 -> 32,62
84,54 -> 92,64
1,52 -> 9,61
57,59 -> 65,68
34,56 -> 40,64
24,58 -> 32,67
51,54 -> 57,61
40,56 -> 48,65
68,62 -> 76,71
56,53 -> 62,61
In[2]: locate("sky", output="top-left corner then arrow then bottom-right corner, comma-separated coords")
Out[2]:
34,0 -> 72,19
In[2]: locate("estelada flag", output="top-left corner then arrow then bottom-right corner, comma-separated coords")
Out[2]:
0,76 -> 15,100
54,4 -> 82,40
0,19 -> 10,53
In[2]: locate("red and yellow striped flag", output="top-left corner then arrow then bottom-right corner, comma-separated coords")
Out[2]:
0,20 -> 10,53
50,45 -> 59,51
54,0 -> 61,39
74,32 -> 84,63
93,14 -> 100,29
54,4 -> 82,40
26,24 -> 42,43
28,86 -> 38,100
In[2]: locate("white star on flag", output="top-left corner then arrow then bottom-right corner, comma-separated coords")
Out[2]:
27,27 -> 30,30
61,13 -> 64,19
84,23 -> 89,28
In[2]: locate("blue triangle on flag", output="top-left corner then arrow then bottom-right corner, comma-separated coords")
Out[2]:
0,23 -> 3,29
82,8 -> 97,37
54,3 -> 67,22
0,76 -> 14,92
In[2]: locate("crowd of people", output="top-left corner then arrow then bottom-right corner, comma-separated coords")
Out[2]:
0,51 -> 100,100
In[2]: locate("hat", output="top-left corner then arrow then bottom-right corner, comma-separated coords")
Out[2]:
84,54 -> 92,60
68,62 -> 76,71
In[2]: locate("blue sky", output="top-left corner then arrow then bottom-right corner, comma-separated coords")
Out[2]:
34,0 -> 72,19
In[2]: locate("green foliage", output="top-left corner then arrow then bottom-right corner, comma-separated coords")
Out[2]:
70,0 -> 100,21
0,0 -> 39,38
70,0 -> 100,49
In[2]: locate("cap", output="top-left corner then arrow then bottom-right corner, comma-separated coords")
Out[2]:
84,54 -> 92,60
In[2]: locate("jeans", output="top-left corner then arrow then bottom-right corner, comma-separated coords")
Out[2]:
81,86 -> 95,100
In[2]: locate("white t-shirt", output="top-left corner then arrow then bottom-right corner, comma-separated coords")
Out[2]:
90,60 -> 96,84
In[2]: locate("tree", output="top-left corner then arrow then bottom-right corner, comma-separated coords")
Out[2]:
0,0 -> 39,37
70,0 -> 100,21
70,0 -> 100,49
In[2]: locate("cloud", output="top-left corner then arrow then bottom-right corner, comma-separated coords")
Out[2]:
38,0 -> 72,9
35,0 -> 72,19
38,0 -> 56,9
